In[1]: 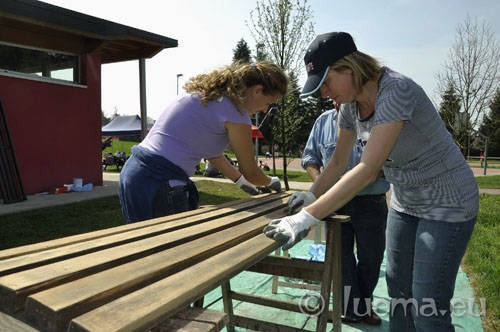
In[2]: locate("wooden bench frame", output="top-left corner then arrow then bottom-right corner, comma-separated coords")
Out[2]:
221,216 -> 346,332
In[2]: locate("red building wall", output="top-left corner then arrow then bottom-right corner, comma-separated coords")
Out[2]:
0,54 -> 103,195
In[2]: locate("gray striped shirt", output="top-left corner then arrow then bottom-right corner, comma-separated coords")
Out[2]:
339,67 -> 478,222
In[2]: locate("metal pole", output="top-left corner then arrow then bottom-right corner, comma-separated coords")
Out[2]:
176,73 -> 183,95
477,132 -> 489,176
139,58 -> 147,140
484,138 -> 488,176
255,113 -> 259,162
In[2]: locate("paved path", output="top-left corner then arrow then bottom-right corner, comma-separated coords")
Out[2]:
1,163 -> 499,216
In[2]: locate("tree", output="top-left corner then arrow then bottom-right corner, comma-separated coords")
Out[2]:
478,88 -> 500,157
101,110 -> 111,126
247,0 -> 315,188
265,72 -> 326,154
111,106 -> 120,120
247,0 -> 314,76
438,82 -> 468,153
437,16 -> 500,158
232,38 -> 252,63
254,42 -> 268,62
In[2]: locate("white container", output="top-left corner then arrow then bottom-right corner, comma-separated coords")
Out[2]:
73,178 -> 83,188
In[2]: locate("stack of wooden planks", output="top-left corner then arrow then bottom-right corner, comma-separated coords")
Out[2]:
0,192 -> 348,332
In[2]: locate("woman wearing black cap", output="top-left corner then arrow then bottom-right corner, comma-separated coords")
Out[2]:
264,32 -> 478,331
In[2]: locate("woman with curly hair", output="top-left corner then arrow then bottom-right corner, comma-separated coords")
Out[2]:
119,61 -> 288,223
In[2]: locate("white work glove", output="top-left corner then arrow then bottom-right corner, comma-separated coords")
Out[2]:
288,191 -> 316,214
235,175 -> 260,195
263,208 -> 320,250
268,176 -> 282,192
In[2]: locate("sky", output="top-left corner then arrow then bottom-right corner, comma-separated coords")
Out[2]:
42,0 -> 500,120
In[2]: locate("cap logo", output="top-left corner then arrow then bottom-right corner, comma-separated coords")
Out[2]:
306,62 -> 314,73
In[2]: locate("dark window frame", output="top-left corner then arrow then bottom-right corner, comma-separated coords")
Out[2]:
0,42 -> 82,85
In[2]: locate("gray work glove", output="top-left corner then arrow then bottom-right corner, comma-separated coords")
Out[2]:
268,176 -> 282,192
263,209 -> 320,250
235,175 -> 261,195
288,191 -> 316,214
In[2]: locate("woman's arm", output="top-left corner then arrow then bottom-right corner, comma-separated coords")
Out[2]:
309,127 -> 357,197
226,122 -> 271,186
306,121 -> 403,220
206,155 -> 240,181
304,164 -> 321,182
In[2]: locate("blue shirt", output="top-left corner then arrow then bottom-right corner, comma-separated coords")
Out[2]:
301,109 -> 389,196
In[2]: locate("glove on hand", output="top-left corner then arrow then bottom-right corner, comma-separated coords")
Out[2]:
235,175 -> 260,195
268,176 -> 282,192
263,208 -> 320,250
288,191 -> 316,214
256,186 -> 272,194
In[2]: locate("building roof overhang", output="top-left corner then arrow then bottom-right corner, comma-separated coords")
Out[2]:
0,0 -> 178,63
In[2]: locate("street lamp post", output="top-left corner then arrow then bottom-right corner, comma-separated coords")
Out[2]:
176,73 -> 183,95
477,132 -> 489,176
255,113 -> 259,161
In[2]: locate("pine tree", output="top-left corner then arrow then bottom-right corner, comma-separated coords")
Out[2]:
232,39 -> 251,64
479,88 -> 500,156
439,82 -> 468,153
101,110 -> 111,126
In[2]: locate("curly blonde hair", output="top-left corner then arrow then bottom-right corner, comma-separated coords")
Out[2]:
184,61 -> 288,109
330,51 -> 382,92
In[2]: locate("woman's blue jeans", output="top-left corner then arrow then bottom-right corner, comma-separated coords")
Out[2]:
386,208 -> 476,331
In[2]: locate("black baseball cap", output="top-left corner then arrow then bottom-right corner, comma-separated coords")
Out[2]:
300,32 -> 357,98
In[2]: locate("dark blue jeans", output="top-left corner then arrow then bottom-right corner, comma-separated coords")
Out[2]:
152,182 -> 190,218
336,194 -> 388,319
386,208 -> 476,331
119,146 -> 198,223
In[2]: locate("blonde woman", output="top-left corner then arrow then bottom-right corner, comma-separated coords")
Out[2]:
265,32 -> 478,331
119,61 -> 287,223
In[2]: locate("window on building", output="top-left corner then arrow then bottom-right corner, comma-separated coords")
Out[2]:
0,43 -> 80,84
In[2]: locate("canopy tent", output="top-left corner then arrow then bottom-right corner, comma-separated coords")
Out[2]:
102,115 -> 152,136
252,125 -> 264,139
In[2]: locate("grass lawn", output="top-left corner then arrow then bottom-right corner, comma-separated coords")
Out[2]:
0,180 -> 250,250
462,194 -> 500,332
102,139 -> 137,156
476,175 -> 500,189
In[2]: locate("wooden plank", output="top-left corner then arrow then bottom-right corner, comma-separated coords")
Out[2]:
275,280 -> 321,291
330,221 -> 342,332
316,219 -> 343,332
247,255 -> 324,281
0,193 -> 288,261
0,194 -> 288,277
221,282 -> 235,332
68,232 -> 284,332
172,307 -> 228,329
23,213 -> 285,332
0,312 -> 39,332
231,314 -> 305,332
151,318 -> 218,332
231,291 -> 310,314
0,197 -> 289,314
152,308 -> 228,332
